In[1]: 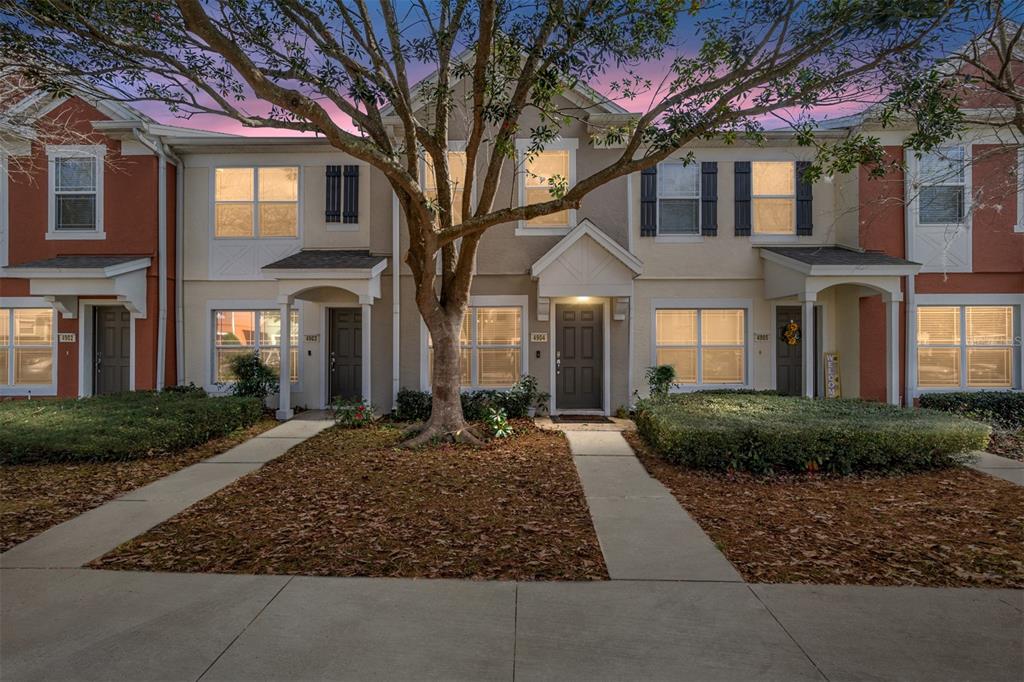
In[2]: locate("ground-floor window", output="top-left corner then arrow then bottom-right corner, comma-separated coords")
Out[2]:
655,308 -> 746,385
427,306 -> 522,388
917,305 -> 1017,388
213,309 -> 299,383
0,308 -> 55,388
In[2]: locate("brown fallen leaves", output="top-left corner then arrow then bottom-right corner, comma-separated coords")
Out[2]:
625,432 -> 1024,588
93,422 -> 608,580
0,418 -> 279,552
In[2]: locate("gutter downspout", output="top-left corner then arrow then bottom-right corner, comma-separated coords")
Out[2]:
132,129 -> 167,390
904,160 -> 916,408
392,191 -> 401,407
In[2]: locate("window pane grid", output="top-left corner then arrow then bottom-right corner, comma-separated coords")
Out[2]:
656,309 -> 745,386
54,156 -> 98,231
427,306 -> 521,388
215,167 -> 298,238
214,310 -> 299,383
524,150 -> 569,228
657,162 -> 700,235
1,308 -> 54,387
751,161 -> 795,235
918,147 -> 965,225
917,306 -> 1016,389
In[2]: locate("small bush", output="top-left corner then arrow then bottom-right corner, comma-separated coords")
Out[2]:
162,382 -> 206,396
484,407 -> 513,438
333,397 -> 376,428
645,365 -> 676,397
635,393 -> 989,475
393,375 -> 546,422
0,391 -> 263,464
224,352 -> 278,401
919,391 -> 1023,430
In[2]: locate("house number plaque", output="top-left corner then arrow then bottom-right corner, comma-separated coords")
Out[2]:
305,334 -> 319,343
530,332 -> 548,343
58,333 -> 76,343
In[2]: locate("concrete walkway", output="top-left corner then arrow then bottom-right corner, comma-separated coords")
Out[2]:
565,430 -> 741,582
0,411 -> 334,569
1,568 -> 1020,681
970,451 -> 1024,486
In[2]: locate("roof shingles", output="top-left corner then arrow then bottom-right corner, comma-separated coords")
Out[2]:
761,246 -> 917,267
262,249 -> 386,270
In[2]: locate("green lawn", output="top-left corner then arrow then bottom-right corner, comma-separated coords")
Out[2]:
0,391 -> 263,464
635,392 -> 990,475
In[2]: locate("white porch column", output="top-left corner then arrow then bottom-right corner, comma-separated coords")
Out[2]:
884,295 -> 902,406
276,297 -> 293,420
801,297 -> 815,398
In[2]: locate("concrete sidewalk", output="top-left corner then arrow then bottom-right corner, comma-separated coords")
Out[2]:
566,430 -> 741,582
1,568 -> 1020,681
0,412 -> 333,569
970,451 -> 1024,486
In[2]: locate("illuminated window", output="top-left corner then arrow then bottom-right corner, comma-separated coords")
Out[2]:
656,309 -> 745,386
523,150 -> 571,228
214,167 -> 299,238
658,161 -> 700,235
0,308 -> 54,387
752,161 -> 795,235
428,306 -> 522,388
214,310 -> 299,383
917,305 -> 1015,388
423,151 -> 468,226
918,146 -> 965,225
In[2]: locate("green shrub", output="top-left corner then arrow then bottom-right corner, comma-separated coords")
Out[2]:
0,391 -> 263,464
333,397 -> 376,428
224,352 -> 278,401
634,393 -> 989,475
918,391 -> 1023,430
393,376 -> 546,422
645,365 -> 676,397
484,407 -> 513,438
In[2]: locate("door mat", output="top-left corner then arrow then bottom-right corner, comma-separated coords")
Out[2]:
551,415 -> 614,424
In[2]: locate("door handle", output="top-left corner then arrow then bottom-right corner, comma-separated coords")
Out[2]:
329,351 -> 336,371
95,352 -> 102,373
556,357 -> 561,375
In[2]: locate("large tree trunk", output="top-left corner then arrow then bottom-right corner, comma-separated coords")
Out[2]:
404,304 -> 480,446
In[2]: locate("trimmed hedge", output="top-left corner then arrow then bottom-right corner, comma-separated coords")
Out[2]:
0,391 -> 263,464
918,391 -> 1023,430
635,393 -> 989,475
395,376 -> 545,422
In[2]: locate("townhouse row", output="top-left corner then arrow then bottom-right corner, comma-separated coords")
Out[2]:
1,86 -> 1021,416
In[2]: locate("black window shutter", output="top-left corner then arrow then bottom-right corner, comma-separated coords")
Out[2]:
734,161 -> 751,236
640,166 -> 657,236
795,161 -> 813,236
342,165 -> 359,224
700,162 -> 718,236
325,165 -> 341,222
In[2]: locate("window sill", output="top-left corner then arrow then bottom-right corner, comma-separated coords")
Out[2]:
749,235 -> 799,244
1014,223 -> 1024,234
515,226 -> 571,237
655,234 -> 704,244
669,383 -> 750,393
212,235 -> 300,241
324,223 -> 361,233
0,385 -> 57,396
45,231 -> 106,241
915,386 -> 1018,393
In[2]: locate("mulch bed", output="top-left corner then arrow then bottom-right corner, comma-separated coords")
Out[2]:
92,422 -> 608,580
987,429 -> 1023,461
0,418 -> 278,552
624,431 -> 1024,588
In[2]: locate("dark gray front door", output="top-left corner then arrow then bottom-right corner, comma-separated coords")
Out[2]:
94,306 -> 131,395
556,303 -> 603,410
328,308 -> 362,402
775,306 -> 803,396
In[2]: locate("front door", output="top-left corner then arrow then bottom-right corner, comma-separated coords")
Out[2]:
556,303 -> 603,411
775,306 -> 803,396
94,306 -> 131,395
328,308 -> 362,403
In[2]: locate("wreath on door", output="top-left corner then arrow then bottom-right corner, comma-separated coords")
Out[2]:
782,320 -> 801,346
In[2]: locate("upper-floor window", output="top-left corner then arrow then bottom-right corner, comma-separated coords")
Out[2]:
47,145 -> 105,238
213,309 -> 299,383
517,140 -> 577,233
655,308 -> 746,386
0,308 -> 55,389
752,161 -> 795,235
214,167 -> 299,238
918,146 -> 965,225
917,305 -> 1016,389
658,161 -> 700,235
427,306 -> 522,388
423,151 -> 468,226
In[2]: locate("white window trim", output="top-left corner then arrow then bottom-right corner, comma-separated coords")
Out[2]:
906,144 -> 974,273
913,298 -> 1022,393
650,298 -> 753,392
1,152 -> 8,267
515,139 -> 578,236
421,142 -> 477,275
915,145 -> 968,227
750,160 -> 797,238
0,298 -> 58,397
655,159 -> 703,242
210,165 -> 303,241
46,144 -> 106,240
1015,147 -> 1023,233
419,295 -> 529,391
205,302 -> 303,393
